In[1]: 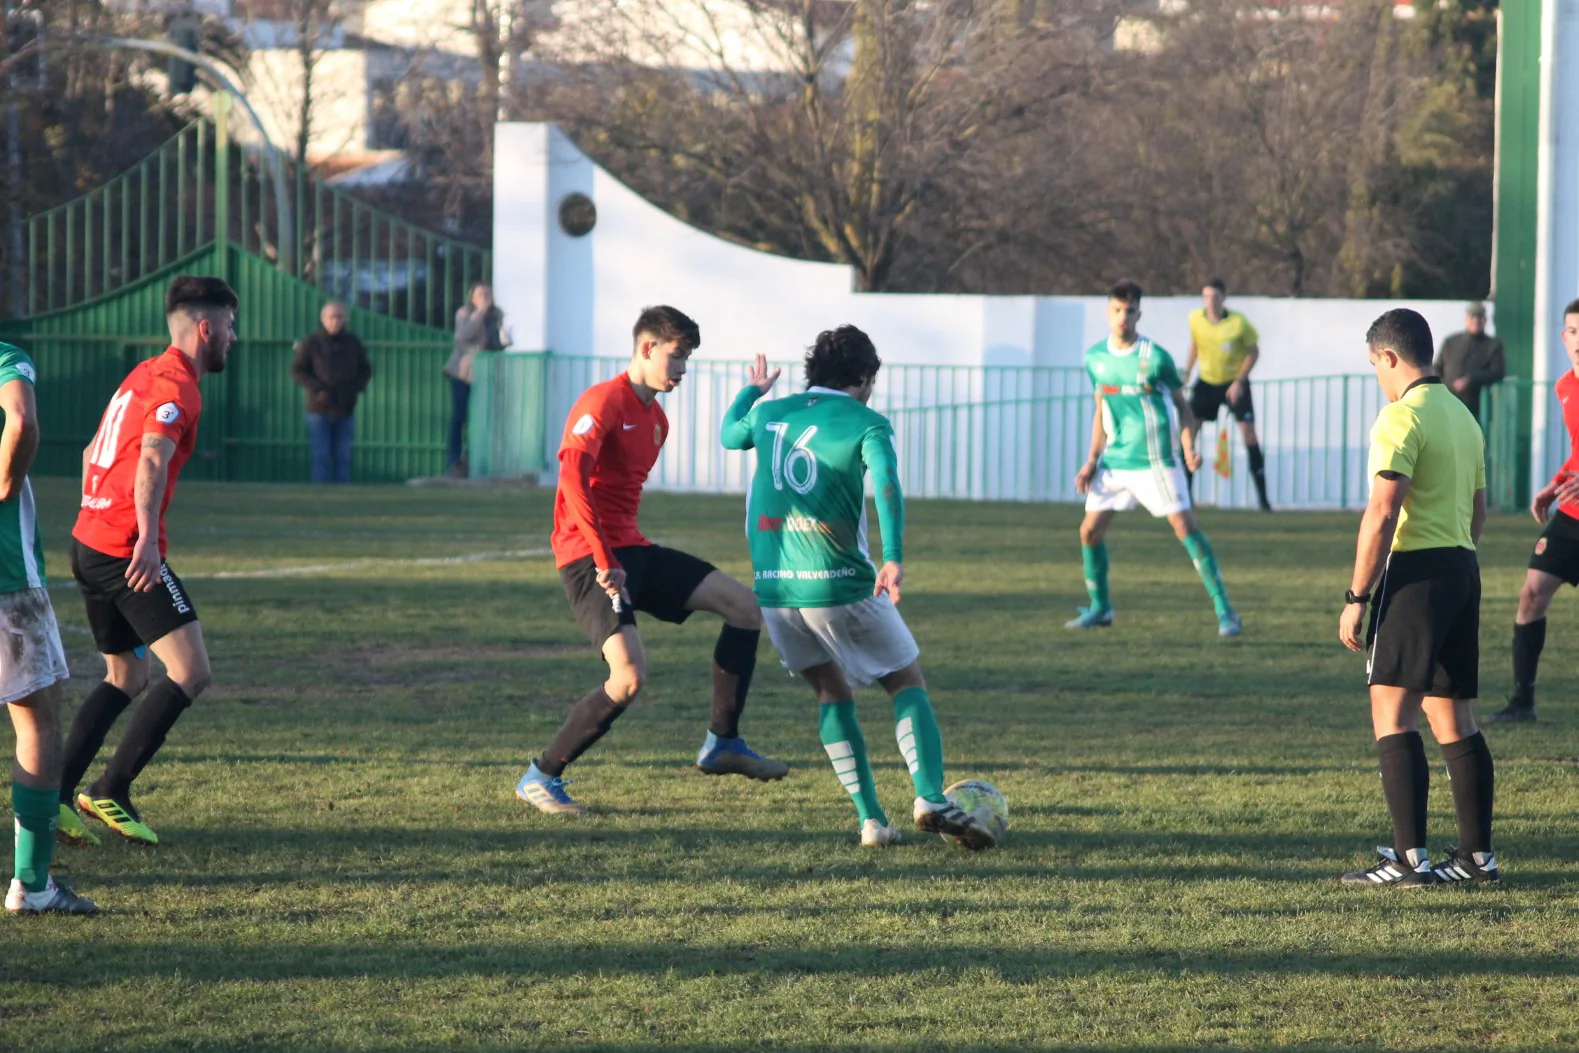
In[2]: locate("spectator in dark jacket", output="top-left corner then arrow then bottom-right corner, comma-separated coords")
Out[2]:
1434,302 -> 1506,422
292,300 -> 372,483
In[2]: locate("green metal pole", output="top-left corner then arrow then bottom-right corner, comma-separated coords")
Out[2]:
215,93 -> 230,284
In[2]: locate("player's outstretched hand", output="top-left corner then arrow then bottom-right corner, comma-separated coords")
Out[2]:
125,537 -> 162,594
1075,460 -> 1098,495
875,561 -> 904,605
1338,602 -> 1366,652
749,353 -> 781,395
596,566 -> 627,599
1532,486 -> 1557,523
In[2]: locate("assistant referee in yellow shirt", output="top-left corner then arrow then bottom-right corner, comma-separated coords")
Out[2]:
1338,308 -> 1498,888
1184,278 -> 1272,511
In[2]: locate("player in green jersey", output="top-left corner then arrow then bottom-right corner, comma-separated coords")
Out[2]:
721,327 -> 994,849
0,344 -> 97,914
1069,281 -> 1241,637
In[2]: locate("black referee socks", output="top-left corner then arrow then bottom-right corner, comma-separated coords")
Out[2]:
1377,731 -> 1429,857
1512,618 -> 1547,707
1442,731 -> 1495,855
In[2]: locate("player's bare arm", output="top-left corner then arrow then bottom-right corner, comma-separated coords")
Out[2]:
1229,344 -> 1260,404
1075,393 -> 1107,495
128,433 -> 175,593
0,377 -> 39,502
1171,388 -> 1203,473
1340,471 -> 1411,651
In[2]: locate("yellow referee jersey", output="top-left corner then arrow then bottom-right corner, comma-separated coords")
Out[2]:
1188,309 -> 1260,385
1367,378 -> 1485,552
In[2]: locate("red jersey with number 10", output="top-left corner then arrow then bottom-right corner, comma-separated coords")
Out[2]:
1556,370 -> 1579,523
550,374 -> 667,569
73,348 -> 202,559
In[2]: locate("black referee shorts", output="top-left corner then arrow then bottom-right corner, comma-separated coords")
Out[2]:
1189,379 -> 1255,424
1530,510 -> 1579,586
559,544 -> 717,651
1366,547 -> 1479,699
71,539 -> 200,656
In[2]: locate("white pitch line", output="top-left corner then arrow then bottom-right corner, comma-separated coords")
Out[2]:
190,548 -> 553,579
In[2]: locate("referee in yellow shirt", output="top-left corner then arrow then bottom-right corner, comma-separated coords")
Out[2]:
1183,278 -> 1272,511
1338,308 -> 1497,888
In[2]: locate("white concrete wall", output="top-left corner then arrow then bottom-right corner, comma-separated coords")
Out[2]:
493,122 -> 1485,377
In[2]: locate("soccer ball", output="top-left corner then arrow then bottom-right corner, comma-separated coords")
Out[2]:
941,779 -> 1008,847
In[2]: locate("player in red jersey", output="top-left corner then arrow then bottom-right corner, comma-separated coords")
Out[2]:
515,305 -> 788,814
1491,297 -> 1579,724
56,276 -> 236,845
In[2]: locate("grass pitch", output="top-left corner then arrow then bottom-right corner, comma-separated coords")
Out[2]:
4,477 -> 1579,1051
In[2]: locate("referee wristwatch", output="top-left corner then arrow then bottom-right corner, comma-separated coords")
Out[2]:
1344,589 -> 1371,606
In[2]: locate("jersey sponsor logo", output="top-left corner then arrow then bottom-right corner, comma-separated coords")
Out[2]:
14,362 -> 35,383
1100,383 -> 1155,396
81,495 -> 113,510
572,414 -> 596,436
756,514 -> 829,534
622,423 -> 638,430
755,567 -> 860,581
155,402 -> 181,424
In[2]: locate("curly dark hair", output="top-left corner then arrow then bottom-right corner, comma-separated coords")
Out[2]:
165,275 -> 238,316
633,305 -> 701,352
804,325 -> 881,390
1107,280 -> 1143,306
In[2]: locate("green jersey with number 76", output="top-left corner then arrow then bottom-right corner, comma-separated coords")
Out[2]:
721,385 -> 904,608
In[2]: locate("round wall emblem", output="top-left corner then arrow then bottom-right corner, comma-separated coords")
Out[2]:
558,193 -> 597,237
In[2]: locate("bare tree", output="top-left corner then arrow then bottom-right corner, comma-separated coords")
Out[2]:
541,0 -> 1118,291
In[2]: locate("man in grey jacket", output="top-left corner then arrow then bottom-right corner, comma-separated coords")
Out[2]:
292,301 -> 372,483
1434,302 -> 1505,423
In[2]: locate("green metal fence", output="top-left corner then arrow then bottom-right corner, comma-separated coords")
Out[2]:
18,96 -> 490,329
15,330 -> 451,483
477,356 -> 1555,512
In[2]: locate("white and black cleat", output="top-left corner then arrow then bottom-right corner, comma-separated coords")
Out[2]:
914,797 -> 996,851
1341,846 -> 1437,888
6,876 -> 98,915
1431,848 -> 1501,885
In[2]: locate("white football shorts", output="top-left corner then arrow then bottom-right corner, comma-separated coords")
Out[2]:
1084,464 -> 1192,517
762,594 -> 920,686
0,587 -> 69,705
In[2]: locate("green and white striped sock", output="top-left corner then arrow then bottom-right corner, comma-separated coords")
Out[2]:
818,701 -> 885,825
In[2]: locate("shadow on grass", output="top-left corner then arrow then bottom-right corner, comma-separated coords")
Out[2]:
65,823 -> 1579,889
14,933 -> 1579,989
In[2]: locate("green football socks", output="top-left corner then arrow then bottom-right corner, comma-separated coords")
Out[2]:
1082,542 -> 1111,612
893,687 -> 947,804
1182,531 -> 1232,617
818,701 -> 886,824
12,780 -> 57,893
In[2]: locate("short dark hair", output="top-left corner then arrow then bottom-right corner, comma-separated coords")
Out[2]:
1107,280 -> 1143,306
1564,297 -> 1579,319
804,325 -> 881,390
165,275 -> 238,316
1205,277 -> 1227,294
1365,308 -> 1435,367
633,305 -> 700,352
